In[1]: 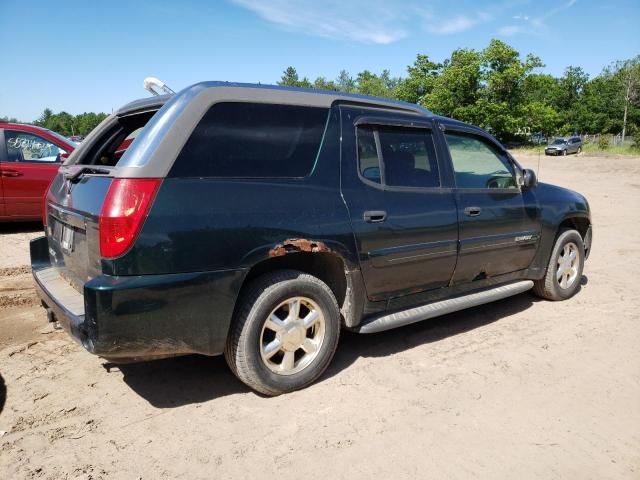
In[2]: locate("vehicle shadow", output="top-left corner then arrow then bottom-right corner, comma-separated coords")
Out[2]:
114,290 -> 549,407
323,291 -> 541,381
0,221 -> 42,234
112,354 -> 250,408
0,372 -> 6,415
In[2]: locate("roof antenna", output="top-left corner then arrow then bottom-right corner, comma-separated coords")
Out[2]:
143,77 -> 175,96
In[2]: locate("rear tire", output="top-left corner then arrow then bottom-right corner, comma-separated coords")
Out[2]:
577,146 -> 582,154
533,229 -> 584,301
224,270 -> 340,396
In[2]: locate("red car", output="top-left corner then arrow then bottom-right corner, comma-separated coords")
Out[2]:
0,123 -> 75,221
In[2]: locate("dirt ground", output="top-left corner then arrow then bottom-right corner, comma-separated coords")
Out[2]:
1,153 -> 639,479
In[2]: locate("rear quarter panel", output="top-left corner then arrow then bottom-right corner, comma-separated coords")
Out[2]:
106,106 -> 359,276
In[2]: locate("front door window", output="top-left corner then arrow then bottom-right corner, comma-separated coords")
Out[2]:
4,130 -> 67,163
445,133 -> 517,190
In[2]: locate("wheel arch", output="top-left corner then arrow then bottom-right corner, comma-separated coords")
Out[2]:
558,214 -> 591,258
558,214 -> 590,241
237,244 -> 365,329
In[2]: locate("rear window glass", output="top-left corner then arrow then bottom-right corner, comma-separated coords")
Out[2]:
73,111 -> 156,167
170,102 -> 329,178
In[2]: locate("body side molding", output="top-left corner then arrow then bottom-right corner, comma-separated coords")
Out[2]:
356,280 -> 534,333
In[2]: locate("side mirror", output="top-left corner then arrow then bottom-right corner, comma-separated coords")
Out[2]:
57,151 -> 70,163
362,166 -> 381,183
522,168 -> 537,189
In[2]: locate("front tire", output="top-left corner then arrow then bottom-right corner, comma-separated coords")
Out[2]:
562,149 -> 567,156
533,229 -> 584,301
225,270 -> 340,396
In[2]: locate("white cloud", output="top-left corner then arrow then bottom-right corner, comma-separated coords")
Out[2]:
498,25 -> 525,36
230,0 -> 496,43
232,1 -> 546,43
426,15 -> 476,35
500,0 -> 579,36
230,0 -> 412,44
425,11 -> 492,35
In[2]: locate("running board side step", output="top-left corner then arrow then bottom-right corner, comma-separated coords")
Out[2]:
356,280 -> 534,334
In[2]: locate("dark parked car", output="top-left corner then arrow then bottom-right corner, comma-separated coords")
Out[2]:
0,123 -> 75,221
31,82 -> 592,395
545,137 -> 582,156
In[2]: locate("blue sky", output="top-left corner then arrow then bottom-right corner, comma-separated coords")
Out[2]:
1,0 -> 638,121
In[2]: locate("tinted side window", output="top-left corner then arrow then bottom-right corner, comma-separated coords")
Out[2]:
378,127 -> 439,188
4,130 -> 67,163
356,125 -> 440,188
171,103 -> 328,178
357,126 -> 381,183
445,133 -> 517,189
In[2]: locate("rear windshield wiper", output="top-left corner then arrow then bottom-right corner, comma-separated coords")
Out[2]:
63,165 -> 111,183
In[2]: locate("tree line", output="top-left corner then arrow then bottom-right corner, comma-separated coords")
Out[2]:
2,39 -> 638,143
278,39 -> 640,143
0,109 -> 108,137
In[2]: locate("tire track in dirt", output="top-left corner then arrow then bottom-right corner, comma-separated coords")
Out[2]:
0,268 -> 38,310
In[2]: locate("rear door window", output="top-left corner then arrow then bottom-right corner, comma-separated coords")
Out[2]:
170,102 -> 329,178
356,125 -> 440,188
357,126 -> 380,183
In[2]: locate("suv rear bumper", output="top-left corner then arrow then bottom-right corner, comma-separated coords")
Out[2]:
30,236 -> 246,360
33,266 -> 92,350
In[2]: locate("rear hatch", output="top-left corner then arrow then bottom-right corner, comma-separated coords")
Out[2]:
43,102 -> 164,292
45,173 -> 113,291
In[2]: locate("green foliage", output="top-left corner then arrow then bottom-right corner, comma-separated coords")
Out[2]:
421,48 -> 482,119
395,54 -> 442,104
32,109 -> 108,137
336,70 -> 356,93
278,66 -> 301,87
598,135 -> 610,149
278,40 -> 639,143
355,70 -> 400,98
0,115 -> 21,123
277,66 -> 312,88
418,40 -> 543,141
7,40 -> 639,144
279,66 -> 399,98
312,77 -> 339,91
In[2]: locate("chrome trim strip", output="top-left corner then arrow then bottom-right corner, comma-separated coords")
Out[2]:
48,204 -> 86,230
369,239 -> 458,266
459,230 -> 540,252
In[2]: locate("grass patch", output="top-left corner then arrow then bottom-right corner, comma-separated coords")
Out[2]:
509,143 -> 640,156
581,143 -> 639,156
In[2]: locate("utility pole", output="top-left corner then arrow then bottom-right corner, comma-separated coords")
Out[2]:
619,58 -> 639,141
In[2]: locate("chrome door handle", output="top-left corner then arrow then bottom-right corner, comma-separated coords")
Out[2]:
464,206 -> 482,217
363,210 -> 387,223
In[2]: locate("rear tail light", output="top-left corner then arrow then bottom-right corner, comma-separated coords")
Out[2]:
99,178 -> 161,259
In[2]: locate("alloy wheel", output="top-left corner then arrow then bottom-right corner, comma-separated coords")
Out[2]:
259,296 -> 326,375
556,242 -> 580,289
